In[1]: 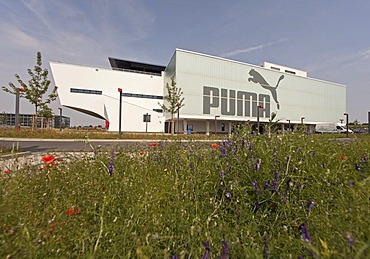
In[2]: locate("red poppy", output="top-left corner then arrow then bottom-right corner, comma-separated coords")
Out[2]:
149,143 -> 157,147
139,151 -> 145,156
339,155 -> 348,160
4,169 -> 11,174
66,207 -> 80,216
211,143 -> 219,149
42,155 -> 55,164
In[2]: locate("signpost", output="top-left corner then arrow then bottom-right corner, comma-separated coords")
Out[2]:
143,113 -> 151,132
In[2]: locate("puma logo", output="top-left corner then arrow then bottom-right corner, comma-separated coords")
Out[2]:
248,69 -> 284,109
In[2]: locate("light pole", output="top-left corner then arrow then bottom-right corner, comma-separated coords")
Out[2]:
214,115 -> 220,135
301,117 -> 305,124
118,88 -> 123,139
15,88 -> 24,130
177,103 -> 180,134
287,119 -> 291,132
257,105 -> 263,134
344,113 -> 349,138
58,107 -> 62,131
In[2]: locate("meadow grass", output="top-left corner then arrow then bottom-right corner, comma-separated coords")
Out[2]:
1,129 -> 369,258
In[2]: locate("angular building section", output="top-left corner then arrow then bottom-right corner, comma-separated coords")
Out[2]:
50,59 -> 165,132
50,49 -> 346,133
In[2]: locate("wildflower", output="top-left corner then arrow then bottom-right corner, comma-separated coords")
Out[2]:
355,163 -> 360,171
272,171 -> 279,193
177,155 -> 182,165
139,151 -> 145,156
66,207 -> 80,216
248,142 -> 253,151
202,241 -> 211,259
149,142 -> 157,147
108,151 -> 115,176
211,143 -> 219,149
339,154 -> 348,160
225,192 -> 232,202
348,180 -> 354,187
263,234 -> 269,259
252,182 -> 259,195
264,180 -> 270,190
220,171 -> 225,179
241,138 -> 246,149
189,162 -> 194,171
220,240 -> 230,259
307,200 -> 314,212
254,200 -> 260,213
361,155 -> 367,163
219,147 -> 227,157
299,223 -> 311,243
280,191 -> 286,204
255,159 -> 262,172
42,155 -> 55,164
4,169 -> 10,175
343,232 -> 354,246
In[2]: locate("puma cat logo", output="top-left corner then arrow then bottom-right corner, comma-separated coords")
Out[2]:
248,69 -> 284,109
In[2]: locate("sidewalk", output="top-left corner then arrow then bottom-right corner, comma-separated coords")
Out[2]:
1,151 -> 95,171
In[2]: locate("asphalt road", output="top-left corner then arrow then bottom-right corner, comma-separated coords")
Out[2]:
0,138 -> 156,153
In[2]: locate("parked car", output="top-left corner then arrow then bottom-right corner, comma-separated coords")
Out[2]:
315,123 -> 353,134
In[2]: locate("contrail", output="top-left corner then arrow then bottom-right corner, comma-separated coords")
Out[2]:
220,38 -> 290,58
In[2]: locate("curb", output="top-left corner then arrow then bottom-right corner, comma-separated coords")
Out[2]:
0,151 -> 32,160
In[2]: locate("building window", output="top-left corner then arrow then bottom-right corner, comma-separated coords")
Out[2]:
70,88 -> 102,95
285,70 -> 296,75
153,109 -> 163,113
187,124 -> 193,131
121,92 -> 163,100
271,66 -> 280,71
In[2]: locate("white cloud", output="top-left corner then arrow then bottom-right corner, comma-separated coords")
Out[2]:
220,38 -> 290,58
0,22 -> 39,50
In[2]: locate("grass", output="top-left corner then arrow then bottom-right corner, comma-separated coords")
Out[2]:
0,127 -> 223,140
1,128 -> 369,258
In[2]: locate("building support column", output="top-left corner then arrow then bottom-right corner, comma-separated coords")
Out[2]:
228,121 -> 232,135
281,123 -> 285,132
183,119 -> 187,134
206,120 -> 210,136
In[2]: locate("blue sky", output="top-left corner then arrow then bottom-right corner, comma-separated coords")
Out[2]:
1,0 -> 369,125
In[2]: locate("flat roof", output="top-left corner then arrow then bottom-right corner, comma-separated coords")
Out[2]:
108,57 -> 165,75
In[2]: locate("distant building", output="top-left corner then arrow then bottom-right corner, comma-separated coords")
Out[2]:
50,49 -> 346,134
0,113 -> 70,129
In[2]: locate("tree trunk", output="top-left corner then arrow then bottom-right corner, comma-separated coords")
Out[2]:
171,114 -> 175,135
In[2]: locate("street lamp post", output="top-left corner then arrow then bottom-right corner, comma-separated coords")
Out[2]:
15,88 -> 24,130
214,115 -> 220,135
344,113 -> 349,138
301,117 -> 305,124
58,107 -> 62,131
257,105 -> 263,134
287,119 -> 291,132
118,88 -> 123,139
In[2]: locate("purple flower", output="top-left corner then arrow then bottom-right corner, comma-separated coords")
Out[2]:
255,159 -> 262,172
248,142 -> 253,152
202,241 -> 211,259
263,234 -> 269,259
220,171 -> 225,179
252,182 -> 259,195
348,180 -> 354,187
299,223 -> 311,243
171,255 -> 179,259
355,163 -> 360,171
189,162 -> 194,171
280,191 -> 286,204
241,138 -> 246,149
108,151 -> 115,176
272,171 -> 278,193
307,200 -> 314,212
361,155 -> 367,163
177,155 -> 182,165
297,183 -> 304,190
264,180 -> 270,190
225,192 -> 232,201
343,232 -> 354,247
220,147 -> 227,157
312,152 -> 316,158
219,240 -> 230,259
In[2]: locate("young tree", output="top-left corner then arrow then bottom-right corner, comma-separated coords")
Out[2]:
159,76 -> 184,134
2,51 -> 58,130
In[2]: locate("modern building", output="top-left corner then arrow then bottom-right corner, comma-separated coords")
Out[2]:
0,112 -> 70,129
50,49 -> 346,134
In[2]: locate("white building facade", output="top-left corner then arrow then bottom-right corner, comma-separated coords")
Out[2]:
50,49 -> 347,134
